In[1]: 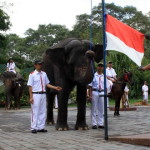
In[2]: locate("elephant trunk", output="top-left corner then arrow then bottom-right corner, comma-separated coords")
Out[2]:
85,50 -> 95,59
76,56 -> 95,85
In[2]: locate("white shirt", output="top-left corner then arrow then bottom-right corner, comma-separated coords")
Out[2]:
7,62 -> 16,72
124,86 -> 129,92
27,70 -> 50,92
89,72 -> 109,90
142,85 -> 148,92
106,67 -> 117,78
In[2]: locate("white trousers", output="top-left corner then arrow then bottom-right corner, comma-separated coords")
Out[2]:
54,95 -> 58,108
31,94 -> 47,130
91,91 -> 104,126
143,92 -> 148,100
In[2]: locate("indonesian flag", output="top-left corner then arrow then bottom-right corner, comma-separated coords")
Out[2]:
106,14 -> 145,66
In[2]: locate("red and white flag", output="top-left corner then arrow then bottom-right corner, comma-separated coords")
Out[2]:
106,14 -> 145,66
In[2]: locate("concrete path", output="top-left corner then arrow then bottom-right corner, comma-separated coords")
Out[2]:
0,105 -> 150,150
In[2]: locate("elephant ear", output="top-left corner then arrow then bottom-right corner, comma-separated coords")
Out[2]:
44,47 -> 65,66
94,44 -> 103,63
145,34 -> 150,40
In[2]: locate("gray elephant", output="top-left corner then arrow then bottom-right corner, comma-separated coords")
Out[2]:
42,38 -> 103,130
1,72 -> 25,109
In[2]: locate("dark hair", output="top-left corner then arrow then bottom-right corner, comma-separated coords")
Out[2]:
98,63 -> 104,67
7,58 -> 13,63
108,61 -> 112,64
34,60 -> 43,65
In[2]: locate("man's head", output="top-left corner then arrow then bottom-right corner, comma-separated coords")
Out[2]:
144,81 -> 147,85
107,61 -> 113,68
34,60 -> 43,71
97,63 -> 104,73
8,57 -> 13,63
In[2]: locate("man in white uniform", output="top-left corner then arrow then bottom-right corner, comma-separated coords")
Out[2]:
106,61 -> 117,86
27,60 -> 62,134
54,95 -> 58,109
142,81 -> 149,104
106,61 -> 117,106
88,63 -> 109,129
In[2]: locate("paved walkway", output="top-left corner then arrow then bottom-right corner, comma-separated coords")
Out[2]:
0,105 -> 150,150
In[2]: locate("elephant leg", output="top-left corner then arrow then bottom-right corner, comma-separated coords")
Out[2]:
117,97 -> 122,116
14,95 -> 20,109
114,98 -> 118,116
5,96 -> 8,110
75,85 -> 88,130
18,97 -> 21,109
114,97 -> 120,116
47,92 -> 55,125
56,89 -> 70,131
6,94 -> 11,110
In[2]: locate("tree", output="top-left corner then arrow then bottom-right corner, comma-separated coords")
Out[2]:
71,3 -> 150,97
24,24 -> 70,59
0,6 -> 11,63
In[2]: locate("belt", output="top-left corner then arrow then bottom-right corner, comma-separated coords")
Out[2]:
92,89 -> 104,92
32,92 -> 46,94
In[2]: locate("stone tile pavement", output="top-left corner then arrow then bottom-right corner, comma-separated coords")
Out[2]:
0,105 -> 150,150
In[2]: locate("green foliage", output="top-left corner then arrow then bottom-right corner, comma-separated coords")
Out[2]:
71,3 -> 150,98
24,24 -> 70,60
0,8 -> 11,50
0,9 -> 10,31
1,2 -> 149,101
69,87 -> 77,104
106,51 -> 150,98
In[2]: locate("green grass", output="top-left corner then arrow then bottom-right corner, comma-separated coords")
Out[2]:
68,98 -> 144,108
109,97 -> 144,106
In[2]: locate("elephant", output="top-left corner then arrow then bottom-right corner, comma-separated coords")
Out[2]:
1,71 -> 25,109
42,38 -> 103,130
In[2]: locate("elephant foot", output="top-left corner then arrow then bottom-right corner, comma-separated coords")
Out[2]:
75,123 -> 89,130
55,124 -> 69,131
47,120 -> 55,125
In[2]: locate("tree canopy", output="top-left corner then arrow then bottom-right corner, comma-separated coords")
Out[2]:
0,5 -> 11,62
2,3 -> 150,97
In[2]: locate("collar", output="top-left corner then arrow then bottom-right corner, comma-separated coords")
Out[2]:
107,67 -> 112,70
95,72 -> 103,76
34,70 -> 43,74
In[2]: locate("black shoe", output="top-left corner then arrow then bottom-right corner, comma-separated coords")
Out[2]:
37,129 -> 47,132
31,129 -> 37,134
92,125 -> 97,129
98,125 -> 104,129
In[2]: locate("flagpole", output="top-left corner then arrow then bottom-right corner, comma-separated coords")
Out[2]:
102,0 -> 108,140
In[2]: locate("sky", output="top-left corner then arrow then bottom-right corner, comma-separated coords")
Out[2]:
3,0 -> 150,37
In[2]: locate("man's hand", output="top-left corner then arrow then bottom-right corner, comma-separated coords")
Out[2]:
138,66 -> 145,71
30,98 -> 34,104
55,86 -> 62,91
110,78 -> 116,83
